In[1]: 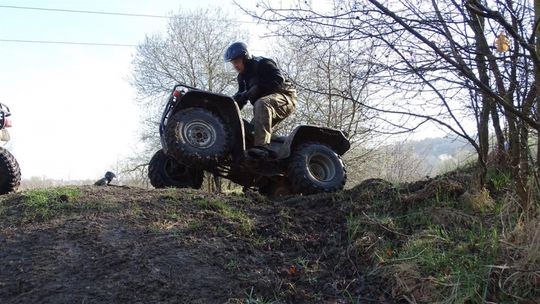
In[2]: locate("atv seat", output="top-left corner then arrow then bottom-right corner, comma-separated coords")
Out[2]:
271,134 -> 287,143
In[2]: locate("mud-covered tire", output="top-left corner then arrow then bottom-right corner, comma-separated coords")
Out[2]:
148,149 -> 203,189
288,143 -> 346,195
165,108 -> 231,163
0,147 -> 21,195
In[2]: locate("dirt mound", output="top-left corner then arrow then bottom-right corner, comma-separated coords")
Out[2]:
0,186 -> 391,304
3,169 -> 532,303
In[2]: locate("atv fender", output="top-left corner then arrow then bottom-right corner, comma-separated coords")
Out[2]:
171,90 -> 246,159
277,125 -> 350,159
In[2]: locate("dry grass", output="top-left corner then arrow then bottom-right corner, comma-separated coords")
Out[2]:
344,167 -> 539,303
386,263 -> 434,304
496,218 -> 540,301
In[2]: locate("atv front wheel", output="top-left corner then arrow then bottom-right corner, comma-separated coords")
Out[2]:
166,108 -> 231,163
288,143 -> 346,195
0,147 -> 21,194
148,149 -> 203,189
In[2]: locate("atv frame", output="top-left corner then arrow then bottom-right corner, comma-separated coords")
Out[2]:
150,84 -> 351,196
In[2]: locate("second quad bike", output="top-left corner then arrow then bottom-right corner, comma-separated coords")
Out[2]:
148,84 -> 350,197
0,102 -> 21,194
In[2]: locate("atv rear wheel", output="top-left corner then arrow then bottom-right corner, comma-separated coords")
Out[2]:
0,147 -> 21,195
166,108 -> 231,163
148,149 -> 203,189
288,143 -> 346,195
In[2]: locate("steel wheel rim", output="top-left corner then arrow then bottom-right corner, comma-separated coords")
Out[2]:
307,152 -> 336,182
182,120 -> 216,149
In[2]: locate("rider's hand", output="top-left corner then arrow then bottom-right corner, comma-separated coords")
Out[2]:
233,92 -> 247,102
233,92 -> 248,109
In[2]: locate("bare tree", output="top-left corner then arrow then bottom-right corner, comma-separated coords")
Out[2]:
111,158 -> 150,188
270,36 -> 377,147
130,8 -> 248,190
240,0 -> 539,213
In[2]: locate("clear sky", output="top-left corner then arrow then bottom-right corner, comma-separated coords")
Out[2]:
0,0 -> 452,181
0,0 -> 265,180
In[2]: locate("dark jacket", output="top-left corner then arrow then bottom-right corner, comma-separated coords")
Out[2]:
235,57 -> 293,109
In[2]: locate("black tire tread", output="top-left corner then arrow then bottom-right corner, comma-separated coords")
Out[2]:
0,146 -> 21,195
288,142 -> 347,195
148,149 -> 203,189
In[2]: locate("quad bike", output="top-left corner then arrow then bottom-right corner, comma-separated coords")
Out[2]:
0,103 -> 21,194
148,84 -> 350,197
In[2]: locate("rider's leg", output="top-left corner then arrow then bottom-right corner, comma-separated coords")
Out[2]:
252,92 -> 296,147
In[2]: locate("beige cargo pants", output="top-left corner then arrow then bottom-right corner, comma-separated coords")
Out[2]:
251,91 -> 297,147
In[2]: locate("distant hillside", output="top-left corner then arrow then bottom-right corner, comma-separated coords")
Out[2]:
409,136 -> 474,159
345,135 -> 477,184
407,136 -> 475,174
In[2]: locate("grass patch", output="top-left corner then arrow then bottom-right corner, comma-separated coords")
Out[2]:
279,208 -> 293,233
353,199 -> 506,302
0,203 -> 6,217
225,258 -> 239,270
343,174 -> 515,303
195,198 -> 254,236
486,167 -> 511,191
244,287 -> 274,304
147,223 -> 184,239
390,224 -> 498,302
195,197 -> 228,211
23,187 -> 81,221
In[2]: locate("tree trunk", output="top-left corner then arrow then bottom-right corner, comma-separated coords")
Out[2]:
519,121 -> 531,214
533,2 -> 540,216
535,0 -> 540,173
469,8 -> 490,185
478,97 -> 490,185
507,116 -> 529,210
490,103 -> 506,151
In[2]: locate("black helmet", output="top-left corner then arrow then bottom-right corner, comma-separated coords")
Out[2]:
105,171 -> 116,181
224,42 -> 250,62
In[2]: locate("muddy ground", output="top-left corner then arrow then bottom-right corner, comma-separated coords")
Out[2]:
0,183 -> 411,304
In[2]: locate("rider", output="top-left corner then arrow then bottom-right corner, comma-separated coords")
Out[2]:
224,42 -> 297,159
